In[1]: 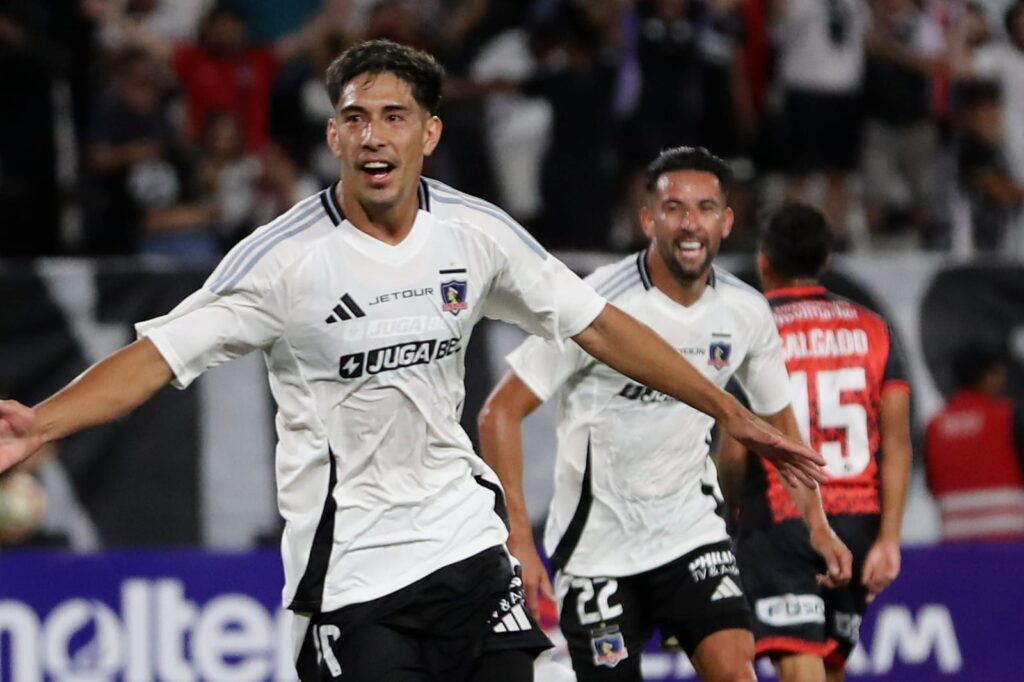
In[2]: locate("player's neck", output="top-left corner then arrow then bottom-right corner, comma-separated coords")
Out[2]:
764,276 -> 820,294
646,249 -> 709,307
337,184 -> 420,245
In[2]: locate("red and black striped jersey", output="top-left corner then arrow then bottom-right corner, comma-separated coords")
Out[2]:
750,286 -> 910,523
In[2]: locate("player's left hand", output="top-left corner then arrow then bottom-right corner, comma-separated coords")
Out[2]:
723,409 -> 827,489
809,524 -> 853,588
0,400 -> 45,476
507,531 -> 554,622
862,537 -> 901,603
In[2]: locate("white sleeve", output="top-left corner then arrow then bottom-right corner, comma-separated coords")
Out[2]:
732,299 -> 791,416
972,45 -> 1001,78
506,334 -> 591,402
135,261 -> 289,389
480,221 -> 606,340
915,15 -> 945,57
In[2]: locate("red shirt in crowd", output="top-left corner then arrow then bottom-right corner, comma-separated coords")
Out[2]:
925,389 -> 1024,541
172,44 -> 279,152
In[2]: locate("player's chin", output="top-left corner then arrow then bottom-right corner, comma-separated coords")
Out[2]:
357,185 -> 401,210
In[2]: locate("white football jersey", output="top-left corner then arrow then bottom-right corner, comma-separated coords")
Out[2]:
507,252 -> 790,577
136,179 -> 606,611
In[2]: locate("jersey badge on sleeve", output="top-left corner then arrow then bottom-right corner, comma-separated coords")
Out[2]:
590,625 -> 628,668
440,270 -> 469,316
708,339 -> 732,369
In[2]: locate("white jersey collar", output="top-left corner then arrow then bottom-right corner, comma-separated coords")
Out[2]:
327,179 -> 435,265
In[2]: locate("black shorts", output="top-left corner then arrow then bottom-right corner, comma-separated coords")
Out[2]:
782,89 -> 863,174
736,514 -> 880,667
558,541 -> 753,681
294,546 -> 551,681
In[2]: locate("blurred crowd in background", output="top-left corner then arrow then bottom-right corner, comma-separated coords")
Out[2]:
2,0 -> 1024,262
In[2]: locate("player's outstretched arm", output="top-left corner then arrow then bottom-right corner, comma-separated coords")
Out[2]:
572,304 -> 826,487
763,406 -> 853,588
0,339 -> 173,475
478,371 -> 554,620
863,389 -> 911,603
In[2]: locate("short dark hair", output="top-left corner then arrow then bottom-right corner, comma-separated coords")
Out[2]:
644,146 -> 733,195
759,203 -> 832,279
324,39 -> 445,114
951,342 -> 1007,389
1006,1 -> 1024,37
955,78 -> 1001,114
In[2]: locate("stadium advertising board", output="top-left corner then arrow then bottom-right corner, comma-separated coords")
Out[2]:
0,544 -> 1018,681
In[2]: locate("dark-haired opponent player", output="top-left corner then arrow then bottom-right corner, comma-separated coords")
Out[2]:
720,204 -> 912,682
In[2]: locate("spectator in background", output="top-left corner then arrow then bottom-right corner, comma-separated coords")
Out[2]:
195,109 -> 262,245
0,452 -> 48,546
521,8 -> 620,249
772,0 -> 869,242
93,0 -> 210,49
925,344 -> 1024,541
954,1 -> 1024,193
83,48 -> 219,259
0,1 -> 74,257
861,0 -> 945,246
628,1 -> 726,164
248,142 -> 320,234
954,79 -> 1024,249
84,0 -> 346,152
470,24 -> 553,225
229,0 -> 322,44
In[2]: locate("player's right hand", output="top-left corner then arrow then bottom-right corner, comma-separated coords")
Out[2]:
0,400 -> 44,475
507,531 -> 554,622
722,408 -> 826,489
810,524 -> 853,588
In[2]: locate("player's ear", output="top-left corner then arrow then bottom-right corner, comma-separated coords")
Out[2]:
326,118 -> 343,159
756,251 -> 772,286
422,115 -> 442,157
639,205 -> 654,240
722,206 -> 734,239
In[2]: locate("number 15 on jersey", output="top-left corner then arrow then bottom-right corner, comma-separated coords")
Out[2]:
789,368 -> 870,478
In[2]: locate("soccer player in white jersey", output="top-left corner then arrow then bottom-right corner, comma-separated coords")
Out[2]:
0,43 -> 826,681
478,147 -> 852,682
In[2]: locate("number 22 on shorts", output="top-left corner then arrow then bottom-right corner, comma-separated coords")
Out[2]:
574,577 -> 624,625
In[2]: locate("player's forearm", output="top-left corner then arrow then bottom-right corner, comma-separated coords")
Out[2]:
715,432 -> 747,512
785,479 -> 829,532
877,445 -> 909,543
878,394 -> 912,543
765,406 -> 829,531
35,339 -> 173,444
478,398 -> 532,539
573,304 -> 740,423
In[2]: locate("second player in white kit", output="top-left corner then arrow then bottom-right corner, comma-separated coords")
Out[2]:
480,147 -> 851,682
510,257 -> 789,581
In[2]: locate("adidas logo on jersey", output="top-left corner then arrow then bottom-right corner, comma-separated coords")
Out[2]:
325,294 -> 366,324
710,576 -> 743,601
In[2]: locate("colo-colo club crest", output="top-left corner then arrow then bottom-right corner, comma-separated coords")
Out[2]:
441,278 -> 468,315
708,339 -> 732,369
